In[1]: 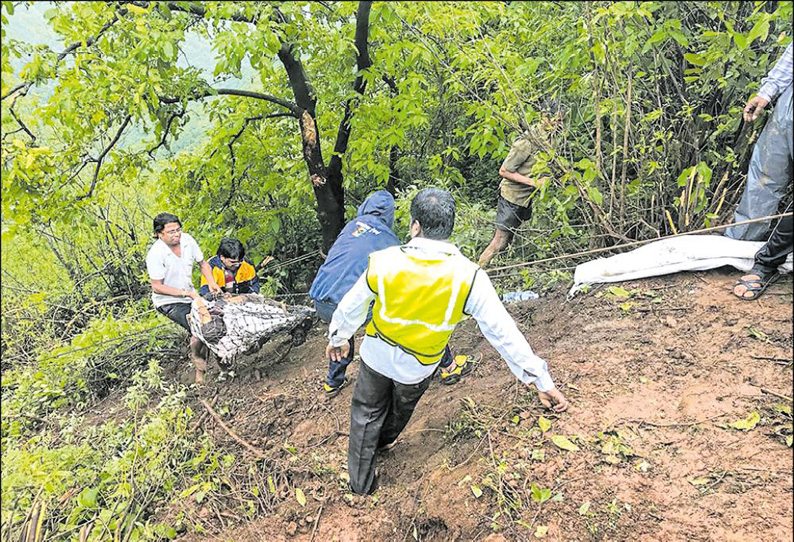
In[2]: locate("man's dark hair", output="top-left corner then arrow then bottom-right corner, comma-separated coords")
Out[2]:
410,188 -> 456,240
153,212 -> 181,238
217,238 -> 245,260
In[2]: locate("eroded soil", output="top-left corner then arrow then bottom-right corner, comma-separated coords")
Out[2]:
154,269 -> 793,542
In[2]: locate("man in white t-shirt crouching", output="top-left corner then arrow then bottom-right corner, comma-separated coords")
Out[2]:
145,212 -> 221,383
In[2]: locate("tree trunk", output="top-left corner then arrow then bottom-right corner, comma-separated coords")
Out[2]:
298,110 -> 346,252
386,145 -> 400,196
276,1 -> 372,253
277,43 -> 345,253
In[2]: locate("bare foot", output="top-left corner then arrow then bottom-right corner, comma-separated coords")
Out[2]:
192,355 -> 208,372
733,274 -> 762,299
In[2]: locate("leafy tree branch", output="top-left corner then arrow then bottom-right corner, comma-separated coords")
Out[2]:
77,115 -> 132,200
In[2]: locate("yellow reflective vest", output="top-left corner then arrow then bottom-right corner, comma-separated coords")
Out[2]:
365,245 -> 479,365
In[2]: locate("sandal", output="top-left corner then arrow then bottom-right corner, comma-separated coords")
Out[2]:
440,353 -> 483,385
733,270 -> 779,300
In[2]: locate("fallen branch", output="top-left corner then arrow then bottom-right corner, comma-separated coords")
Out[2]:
750,355 -> 792,365
738,466 -> 793,475
760,388 -> 792,403
190,395 -> 217,432
613,413 -> 725,429
200,399 -> 266,459
309,501 -> 324,542
637,306 -> 691,313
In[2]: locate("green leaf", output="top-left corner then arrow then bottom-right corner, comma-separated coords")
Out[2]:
179,484 -> 201,499
747,327 -> 768,342
684,53 -> 706,66
587,186 -> 603,206
295,487 -> 306,507
79,487 -> 99,508
747,19 -> 770,46
163,41 -> 175,59
471,484 -> 483,498
578,501 -> 591,515
530,483 -> 552,503
729,411 -> 760,431
551,435 -> 580,452
538,416 -> 552,433
786,435 -> 792,447
534,525 -> 548,538
607,286 -> 632,299
670,31 -> 689,47
267,476 -> 276,494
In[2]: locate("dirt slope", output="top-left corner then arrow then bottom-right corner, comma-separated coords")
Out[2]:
172,269 -> 793,542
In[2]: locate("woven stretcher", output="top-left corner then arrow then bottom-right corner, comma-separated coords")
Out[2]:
189,293 -> 314,362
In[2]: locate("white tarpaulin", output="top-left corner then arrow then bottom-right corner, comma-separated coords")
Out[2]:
569,234 -> 793,296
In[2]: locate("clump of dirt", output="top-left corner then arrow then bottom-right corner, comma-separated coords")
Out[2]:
165,269 -> 793,541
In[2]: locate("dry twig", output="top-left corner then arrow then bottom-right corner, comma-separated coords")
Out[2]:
760,388 -> 792,402
309,501 -> 325,542
200,399 -> 266,459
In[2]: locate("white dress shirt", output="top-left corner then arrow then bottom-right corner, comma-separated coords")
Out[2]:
145,232 -> 204,308
328,237 -> 556,391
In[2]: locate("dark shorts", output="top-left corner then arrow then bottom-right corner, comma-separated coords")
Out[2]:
495,194 -> 532,231
157,302 -> 191,332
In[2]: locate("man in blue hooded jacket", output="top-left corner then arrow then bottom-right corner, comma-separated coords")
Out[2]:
310,191 -> 401,396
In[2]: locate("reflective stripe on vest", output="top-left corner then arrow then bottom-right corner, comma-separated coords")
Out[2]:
365,245 -> 478,365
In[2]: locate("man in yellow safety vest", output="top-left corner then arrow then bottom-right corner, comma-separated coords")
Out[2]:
326,188 -> 569,495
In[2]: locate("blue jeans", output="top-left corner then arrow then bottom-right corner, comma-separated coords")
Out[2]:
314,299 -> 356,388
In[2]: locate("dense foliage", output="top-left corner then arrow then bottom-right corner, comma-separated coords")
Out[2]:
1,1 -> 791,540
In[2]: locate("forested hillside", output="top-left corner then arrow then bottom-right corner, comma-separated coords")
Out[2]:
1,2 -> 792,541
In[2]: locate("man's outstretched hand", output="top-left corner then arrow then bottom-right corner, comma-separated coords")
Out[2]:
537,387 -> 569,412
326,341 -> 350,362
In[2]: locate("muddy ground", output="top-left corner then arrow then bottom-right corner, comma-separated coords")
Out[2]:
156,269 -> 792,542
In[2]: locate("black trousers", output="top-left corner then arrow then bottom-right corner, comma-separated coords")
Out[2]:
754,201 -> 793,273
347,351 -> 450,495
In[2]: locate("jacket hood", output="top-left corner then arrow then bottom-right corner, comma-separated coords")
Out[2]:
357,190 -> 395,228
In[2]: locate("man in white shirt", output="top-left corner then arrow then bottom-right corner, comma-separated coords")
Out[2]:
326,188 -> 569,495
145,212 -> 221,383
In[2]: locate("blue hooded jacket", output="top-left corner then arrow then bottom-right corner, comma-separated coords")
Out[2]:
309,190 -> 400,305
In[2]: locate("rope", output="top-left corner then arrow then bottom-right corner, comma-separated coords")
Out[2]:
486,212 -> 793,274
257,213 -> 790,296
262,250 -> 322,272
270,292 -> 310,299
